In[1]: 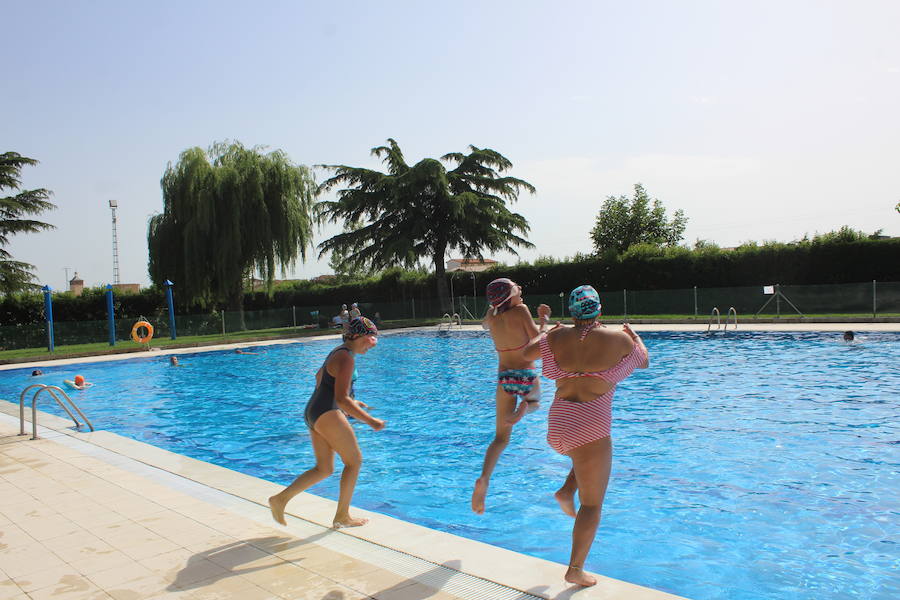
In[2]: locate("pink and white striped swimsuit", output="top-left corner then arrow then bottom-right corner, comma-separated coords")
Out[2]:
541,334 -> 647,455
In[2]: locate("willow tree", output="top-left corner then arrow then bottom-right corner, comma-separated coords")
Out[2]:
0,153 -> 56,295
147,142 -> 316,323
317,139 -> 534,309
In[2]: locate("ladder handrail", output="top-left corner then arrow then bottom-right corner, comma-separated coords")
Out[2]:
19,384 -> 94,440
724,307 -> 738,330
20,383 -> 79,434
707,307 -> 721,332
44,386 -> 94,432
438,313 -> 462,330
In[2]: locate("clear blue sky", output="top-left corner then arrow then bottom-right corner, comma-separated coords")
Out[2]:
4,0 -> 899,289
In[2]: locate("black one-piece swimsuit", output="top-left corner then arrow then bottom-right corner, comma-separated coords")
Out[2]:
304,348 -> 355,429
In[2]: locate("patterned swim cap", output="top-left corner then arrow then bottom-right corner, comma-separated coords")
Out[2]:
487,278 -> 515,306
348,316 -> 378,337
568,285 -> 601,319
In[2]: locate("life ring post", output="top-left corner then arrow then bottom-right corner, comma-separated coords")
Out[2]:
131,320 -> 154,346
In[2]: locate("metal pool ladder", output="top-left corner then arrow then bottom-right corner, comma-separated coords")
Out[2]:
707,307 -> 738,332
438,313 -> 462,331
18,384 -> 94,440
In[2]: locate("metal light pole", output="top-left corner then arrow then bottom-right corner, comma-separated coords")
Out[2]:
109,200 -> 120,285
471,272 -> 476,315
449,273 -> 455,314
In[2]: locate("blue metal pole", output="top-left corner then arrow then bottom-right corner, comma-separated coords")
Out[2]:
165,280 -> 177,339
106,284 -> 116,346
42,285 -> 54,352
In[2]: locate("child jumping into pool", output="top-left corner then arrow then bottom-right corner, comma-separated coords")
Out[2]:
268,317 -> 385,529
471,278 -> 550,514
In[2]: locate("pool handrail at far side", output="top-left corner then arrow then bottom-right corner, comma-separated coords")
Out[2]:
725,307 -> 738,330
437,313 -> 462,331
707,307 -> 721,332
19,384 -> 94,440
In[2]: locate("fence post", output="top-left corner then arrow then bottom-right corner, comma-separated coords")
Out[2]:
412,298 -> 416,320
165,280 -> 177,340
42,285 -> 54,352
693,286 -> 698,317
221,311 -> 226,337
106,284 -> 116,346
559,292 -> 564,317
873,280 -> 877,319
775,284 -> 781,318
292,306 -> 297,327
623,289 -> 627,319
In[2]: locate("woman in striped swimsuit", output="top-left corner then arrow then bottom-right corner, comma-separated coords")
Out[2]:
525,285 -> 649,586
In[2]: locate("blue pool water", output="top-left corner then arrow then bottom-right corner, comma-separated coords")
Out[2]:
2,331 -> 898,599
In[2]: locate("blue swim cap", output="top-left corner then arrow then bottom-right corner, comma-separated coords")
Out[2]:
568,285 -> 601,319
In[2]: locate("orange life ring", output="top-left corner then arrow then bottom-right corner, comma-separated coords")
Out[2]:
131,320 -> 154,344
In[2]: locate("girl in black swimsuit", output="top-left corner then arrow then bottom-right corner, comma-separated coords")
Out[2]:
268,317 -> 385,529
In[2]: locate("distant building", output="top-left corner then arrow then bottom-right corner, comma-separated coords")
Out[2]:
69,273 -> 84,296
68,273 -> 140,295
446,258 -> 497,273
312,275 -> 338,284
112,283 -> 140,294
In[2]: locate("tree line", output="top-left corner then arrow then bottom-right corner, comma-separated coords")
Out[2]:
1,235 -> 897,326
3,140 -> 897,326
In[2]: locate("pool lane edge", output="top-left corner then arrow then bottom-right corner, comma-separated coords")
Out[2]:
0,399 -> 687,600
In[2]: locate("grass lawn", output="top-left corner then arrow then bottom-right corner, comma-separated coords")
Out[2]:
2,314 -> 896,364
0,318 -> 434,364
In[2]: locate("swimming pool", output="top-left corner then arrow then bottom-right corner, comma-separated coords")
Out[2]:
2,331 -> 898,599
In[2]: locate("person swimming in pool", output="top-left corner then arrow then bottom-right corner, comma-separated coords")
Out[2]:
471,278 -> 551,515
63,374 -> 93,390
522,285 -> 648,586
268,316 -> 385,529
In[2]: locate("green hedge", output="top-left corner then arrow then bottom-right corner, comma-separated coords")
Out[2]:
1,238 -> 898,326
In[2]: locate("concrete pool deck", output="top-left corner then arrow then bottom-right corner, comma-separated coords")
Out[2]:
2,323 -> 897,599
0,406 -> 684,600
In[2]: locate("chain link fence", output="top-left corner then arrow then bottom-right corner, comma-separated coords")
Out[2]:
1,281 -> 898,352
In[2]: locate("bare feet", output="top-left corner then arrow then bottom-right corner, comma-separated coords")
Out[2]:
565,566 -> 597,587
332,516 -> 368,529
471,477 -> 489,514
268,495 -> 287,526
554,488 -> 576,518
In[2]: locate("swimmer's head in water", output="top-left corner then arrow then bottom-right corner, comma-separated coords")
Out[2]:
843,331 -> 854,341
486,278 -> 519,314
31,370 -> 43,376
569,285 -> 601,320
74,375 -> 85,386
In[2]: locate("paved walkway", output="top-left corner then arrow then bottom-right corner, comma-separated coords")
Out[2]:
0,408 -> 683,600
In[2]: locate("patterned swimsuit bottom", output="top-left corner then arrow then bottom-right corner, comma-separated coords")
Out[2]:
497,368 -> 540,399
